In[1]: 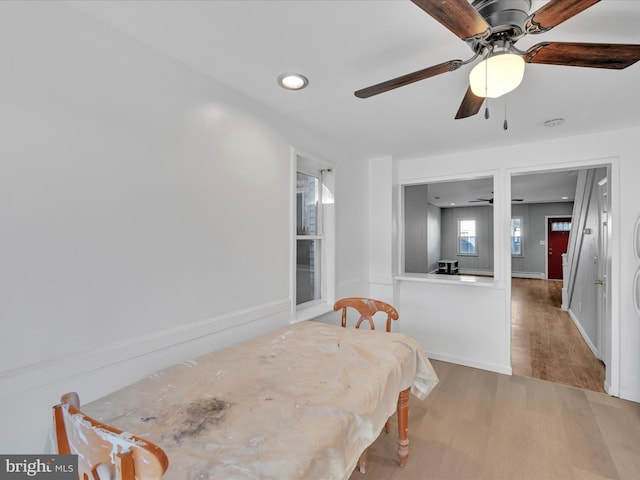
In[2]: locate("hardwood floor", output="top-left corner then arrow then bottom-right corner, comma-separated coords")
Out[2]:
349,360 -> 640,480
511,278 -> 605,393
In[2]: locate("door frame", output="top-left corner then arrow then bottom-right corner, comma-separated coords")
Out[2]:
596,176 -> 609,362
507,158 -> 619,396
545,215 -> 572,280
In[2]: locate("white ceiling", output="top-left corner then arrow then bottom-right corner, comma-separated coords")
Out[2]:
65,0 -> 635,202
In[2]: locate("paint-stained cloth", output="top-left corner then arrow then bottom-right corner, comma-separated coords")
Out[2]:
83,321 -> 439,479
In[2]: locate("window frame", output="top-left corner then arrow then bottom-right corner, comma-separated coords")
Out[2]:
458,218 -> 478,256
295,170 -> 323,308
292,149 -> 335,320
511,216 -> 524,257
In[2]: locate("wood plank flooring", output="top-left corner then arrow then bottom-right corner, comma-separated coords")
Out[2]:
511,278 -> 605,393
349,360 -> 640,480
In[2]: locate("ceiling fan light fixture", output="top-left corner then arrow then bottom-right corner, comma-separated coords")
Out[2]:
469,53 -> 525,98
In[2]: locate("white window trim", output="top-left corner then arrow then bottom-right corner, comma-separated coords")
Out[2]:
291,148 -> 335,322
458,218 -> 478,257
511,216 -> 524,257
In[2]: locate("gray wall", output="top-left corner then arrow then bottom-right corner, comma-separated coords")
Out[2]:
441,205 -> 494,273
437,202 -> 574,276
405,192 -> 574,277
404,184 -> 442,273
404,184 -> 429,273
512,202 -> 574,275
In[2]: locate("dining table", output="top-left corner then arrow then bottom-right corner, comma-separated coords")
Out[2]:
83,320 -> 439,479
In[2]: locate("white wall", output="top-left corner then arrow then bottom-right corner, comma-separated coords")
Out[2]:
399,278 -> 507,373
395,127 -> 640,402
0,2 -> 367,452
369,156 -> 396,304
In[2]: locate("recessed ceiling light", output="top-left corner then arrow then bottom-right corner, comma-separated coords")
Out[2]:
277,73 -> 308,90
450,202 -> 456,206
562,196 -> 569,200
544,118 -> 565,127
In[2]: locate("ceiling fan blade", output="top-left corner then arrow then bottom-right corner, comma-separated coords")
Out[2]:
411,0 -> 490,40
526,0 -> 600,34
354,60 -> 462,98
525,42 -> 640,69
455,86 -> 484,120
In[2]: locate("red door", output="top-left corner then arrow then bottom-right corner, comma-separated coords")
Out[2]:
547,217 -> 572,280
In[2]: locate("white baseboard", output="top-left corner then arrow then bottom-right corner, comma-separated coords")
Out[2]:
561,287 -> 569,311
619,384 -> 640,403
605,379 -> 614,397
426,351 -> 512,376
567,308 -> 599,358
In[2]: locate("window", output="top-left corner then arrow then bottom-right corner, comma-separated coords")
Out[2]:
511,217 -> 523,256
458,219 -> 477,255
551,221 -> 571,231
296,171 -> 322,306
294,152 -> 335,315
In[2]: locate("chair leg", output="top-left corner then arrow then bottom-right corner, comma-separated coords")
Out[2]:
397,388 -> 410,468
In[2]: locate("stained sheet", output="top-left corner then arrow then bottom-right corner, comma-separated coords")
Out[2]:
83,321 -> 439,479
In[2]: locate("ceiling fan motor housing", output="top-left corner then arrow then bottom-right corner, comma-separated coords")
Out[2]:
471,0 -> 531,44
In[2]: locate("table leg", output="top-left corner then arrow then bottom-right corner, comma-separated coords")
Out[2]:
396,387 -> 410,467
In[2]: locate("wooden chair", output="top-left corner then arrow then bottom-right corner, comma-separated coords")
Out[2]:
333,297 -> 400,474
53,392 -> 169,480
333,297 -> 399,332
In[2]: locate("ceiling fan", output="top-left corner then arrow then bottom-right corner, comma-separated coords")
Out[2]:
354,0 -> 640,119
469,197 -> 524,204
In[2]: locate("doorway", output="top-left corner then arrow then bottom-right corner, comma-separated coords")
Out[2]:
510,167 -> 612,394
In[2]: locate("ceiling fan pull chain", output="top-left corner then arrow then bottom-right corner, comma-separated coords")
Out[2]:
484,57 -> 489,120
503,100 -> 508,130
